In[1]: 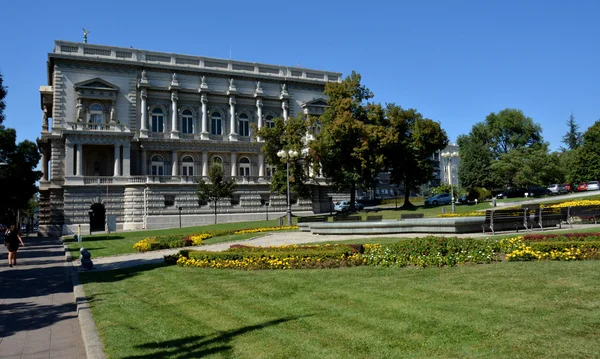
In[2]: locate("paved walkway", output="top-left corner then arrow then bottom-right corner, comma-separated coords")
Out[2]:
87,223 -> 600,272
0,237 -> 86,359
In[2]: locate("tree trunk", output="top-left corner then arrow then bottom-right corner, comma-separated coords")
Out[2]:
401,181 -> 415,209
214,199 -> 217,224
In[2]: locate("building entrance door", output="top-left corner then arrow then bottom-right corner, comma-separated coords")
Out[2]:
89,203 -> 106,232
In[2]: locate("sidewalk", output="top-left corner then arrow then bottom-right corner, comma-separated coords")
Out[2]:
0,237 -> 86,359
88,223 -> 599,272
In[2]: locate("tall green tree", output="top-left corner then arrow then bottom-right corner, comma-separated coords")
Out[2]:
458,108 -> 546,191
254,114 -> 312,198
196,163 -> 236,224
311,71 -> 385,209
383,104 -> 448,208
491,147 -> 562,188
561,112 -> 582,150
0,71 -> 41,224
570,120 -> 600,183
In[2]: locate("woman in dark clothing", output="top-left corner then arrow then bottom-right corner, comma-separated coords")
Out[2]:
4,224 -> 25,267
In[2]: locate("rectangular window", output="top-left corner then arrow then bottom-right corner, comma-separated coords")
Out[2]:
182,166 -> 193,176
152,116 -> 164,132
182,118 -> 193,134
211,119 -> 222,135
239,121 -> 249,136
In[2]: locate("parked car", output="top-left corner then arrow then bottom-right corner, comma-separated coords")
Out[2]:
525,186 -> 550,197
577,182 -> 588,191
547,184 -> 568,195
562,183 -> 575,192
496,188 -> 526,199
587,181 -> 600,191
333,201 -> 351,212
424,193 -> 452,206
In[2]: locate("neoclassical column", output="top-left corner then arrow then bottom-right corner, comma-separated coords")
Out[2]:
139,88 -> 148,138
200,94 -> 209,140
141,147 -> 147,175
76,144 -> 83,176
170,91 -> 179,139
228,96 -> 238,141
113,145 -> 121,177
258,154 -> 265,178
231,152 -> 237,177
172,150 -> 178,176
41,150 -> 48,181
65,140 -> 74,177
256,99 -> 263,142
122,144 -> 131,177
202,152 -> 208,177
282,101 -> 289,122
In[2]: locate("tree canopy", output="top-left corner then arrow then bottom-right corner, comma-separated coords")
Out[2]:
383,104 -> 448,207
569,120 -> 600,183
562,113 -> 582,151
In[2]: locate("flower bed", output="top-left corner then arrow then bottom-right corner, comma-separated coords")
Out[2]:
543,200 -> 600,209
133,226 -> 299,252
362,236 -> 500,268
437,212 -> 483,218
500,236 -> 600,261
168,244 -> 363,270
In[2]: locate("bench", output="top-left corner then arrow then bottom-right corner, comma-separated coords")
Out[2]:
333,215 -> 361,222
482,209 -> 527,235
400,213 -> 424,220
567,205 -> 600,225
365,215 -> 383,222
297,216 -> 329,223
528,207 -> 567,230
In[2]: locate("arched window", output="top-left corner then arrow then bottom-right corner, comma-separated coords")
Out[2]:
151,155 -> 164,176
211,156 -> 223,169
181,110 -> 193,134
89,103 -> 103,129
151,108 -> 164,133
181,156 -> 194,176
239,157 -> 251,177
239,113 -> 250,137
210,112 -> 222,135
265,114 -> 275,129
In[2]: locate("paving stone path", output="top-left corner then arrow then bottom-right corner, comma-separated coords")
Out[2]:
0,237 -> 86,359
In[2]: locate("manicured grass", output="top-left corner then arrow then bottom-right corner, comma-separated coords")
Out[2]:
66,219 -> 285,259
81,261 -> 600,358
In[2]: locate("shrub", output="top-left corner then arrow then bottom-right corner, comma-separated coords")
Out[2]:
362,236 -> 500,268
170,244 -> 364,270
472,187 -> 491,201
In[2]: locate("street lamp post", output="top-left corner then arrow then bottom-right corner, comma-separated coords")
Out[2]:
441,151 -> 460,213
277,149 -> 299,226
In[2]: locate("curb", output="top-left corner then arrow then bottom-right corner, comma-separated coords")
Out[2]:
64,244 -> 107,359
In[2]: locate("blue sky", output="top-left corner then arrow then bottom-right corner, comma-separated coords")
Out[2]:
1,0 -> 599,151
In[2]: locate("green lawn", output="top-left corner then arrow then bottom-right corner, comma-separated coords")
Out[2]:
66,219 -> 285,259
81,261 -> 600,358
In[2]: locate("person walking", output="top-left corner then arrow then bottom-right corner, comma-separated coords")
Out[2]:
4,224 -> 25,267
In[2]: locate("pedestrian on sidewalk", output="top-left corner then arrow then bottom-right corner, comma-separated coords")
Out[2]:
4,224 -> 25,267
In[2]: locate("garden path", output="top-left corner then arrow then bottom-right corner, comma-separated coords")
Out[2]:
82,223 -> 600,272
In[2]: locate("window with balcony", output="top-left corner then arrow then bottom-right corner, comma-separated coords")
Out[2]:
89,103 -> 103,129
151,108 -> 164,133
266,165 -> 275,177
239,113 -> 249,137
151,155 -> 164,176
239,157 -> 251,177
181,156 -> 194,176
181,110 -> 193,134
211,112 -> 222,135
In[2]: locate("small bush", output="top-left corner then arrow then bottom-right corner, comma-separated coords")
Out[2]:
472,187 -> 491,201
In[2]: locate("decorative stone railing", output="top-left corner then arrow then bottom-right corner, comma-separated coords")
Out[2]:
66,122 -> 130,132
54,41 -> 342,83
68,175 -> 272,185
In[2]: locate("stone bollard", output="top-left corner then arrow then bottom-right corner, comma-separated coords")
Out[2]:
80,247 -> 94,270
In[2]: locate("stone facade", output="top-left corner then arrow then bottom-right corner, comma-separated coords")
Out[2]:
38,41 -> 344,236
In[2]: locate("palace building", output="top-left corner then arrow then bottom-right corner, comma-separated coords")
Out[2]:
38,40 -> 343,236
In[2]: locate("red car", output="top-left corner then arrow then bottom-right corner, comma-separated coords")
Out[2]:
562,183 -> 574,192
577,182 -> 588,191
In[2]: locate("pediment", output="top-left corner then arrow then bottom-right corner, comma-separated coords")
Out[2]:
301,97 -> 328,108
75,78 -> 119,92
